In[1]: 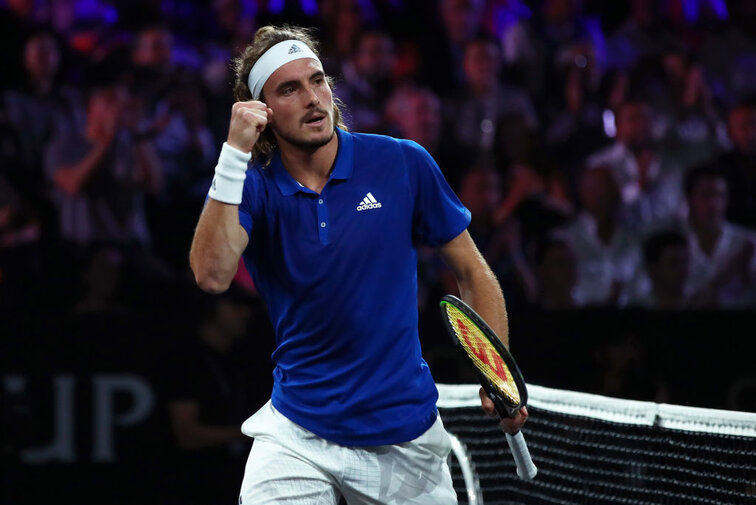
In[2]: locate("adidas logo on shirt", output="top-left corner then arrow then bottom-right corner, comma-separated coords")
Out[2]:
356,192 -> 382,211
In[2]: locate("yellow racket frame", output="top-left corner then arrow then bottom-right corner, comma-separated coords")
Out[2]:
442,303 -> 521,405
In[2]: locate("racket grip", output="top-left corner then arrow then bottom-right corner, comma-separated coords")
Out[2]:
505,431 -> 537,480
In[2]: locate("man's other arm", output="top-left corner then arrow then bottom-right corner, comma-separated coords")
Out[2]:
438,229 -> 528,433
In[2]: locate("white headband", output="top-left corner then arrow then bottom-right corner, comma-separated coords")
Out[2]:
247,40 -> 320,100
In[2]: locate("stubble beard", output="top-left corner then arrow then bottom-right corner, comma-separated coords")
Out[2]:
273,113 -> 335,152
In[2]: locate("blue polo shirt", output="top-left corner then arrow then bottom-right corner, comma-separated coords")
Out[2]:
238,127 -> 470,445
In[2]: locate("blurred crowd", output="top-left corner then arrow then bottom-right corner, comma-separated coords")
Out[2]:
1,0 -> 756,316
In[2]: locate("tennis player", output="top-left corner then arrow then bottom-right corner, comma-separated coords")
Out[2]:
189,24 -> 528,505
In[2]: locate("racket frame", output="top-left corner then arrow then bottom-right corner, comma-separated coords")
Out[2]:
439,295 -> 529,419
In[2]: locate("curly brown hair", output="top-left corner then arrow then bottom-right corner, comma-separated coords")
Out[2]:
232,24 -> 347,162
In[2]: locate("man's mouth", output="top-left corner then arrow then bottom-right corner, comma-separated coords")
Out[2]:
304,112 -> 327,126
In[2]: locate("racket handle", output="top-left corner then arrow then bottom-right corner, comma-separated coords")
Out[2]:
505,431 -> 537,480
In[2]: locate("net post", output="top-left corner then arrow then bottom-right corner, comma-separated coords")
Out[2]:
447,432 -> 484,505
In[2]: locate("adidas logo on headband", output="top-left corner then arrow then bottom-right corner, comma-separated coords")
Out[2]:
288,44 -> 303,54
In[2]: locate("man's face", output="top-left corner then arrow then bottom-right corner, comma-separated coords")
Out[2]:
728,106 -> 756,156
263,58 -> 335,151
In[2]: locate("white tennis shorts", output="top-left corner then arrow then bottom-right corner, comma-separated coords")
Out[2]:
238,400 -> 458,505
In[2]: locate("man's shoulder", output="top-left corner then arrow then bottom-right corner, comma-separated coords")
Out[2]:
350,131 -> 430,159
349,130 -> 399,147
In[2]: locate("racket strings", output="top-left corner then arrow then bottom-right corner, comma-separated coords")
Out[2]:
443,304 -> 520,405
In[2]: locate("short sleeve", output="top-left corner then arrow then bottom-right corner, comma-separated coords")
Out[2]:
238,168 -> 264,238
403,140 -> 471,247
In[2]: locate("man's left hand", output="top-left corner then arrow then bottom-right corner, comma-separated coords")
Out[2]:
479,386 -> 529,434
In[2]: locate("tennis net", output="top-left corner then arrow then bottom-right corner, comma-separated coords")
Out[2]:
437,384 -> 756,505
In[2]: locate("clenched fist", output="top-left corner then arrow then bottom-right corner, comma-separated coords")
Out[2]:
227,101 -> 274,154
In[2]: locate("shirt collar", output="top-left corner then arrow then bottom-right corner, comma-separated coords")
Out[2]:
271,127 -> 354,196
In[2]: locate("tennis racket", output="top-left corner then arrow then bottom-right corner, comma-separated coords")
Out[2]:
439,294 -> 537,480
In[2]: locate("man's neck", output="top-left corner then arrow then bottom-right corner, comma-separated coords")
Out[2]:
279,131 -> 339,193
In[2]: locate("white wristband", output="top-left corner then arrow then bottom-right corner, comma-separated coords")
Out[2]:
208,142 -> 251,205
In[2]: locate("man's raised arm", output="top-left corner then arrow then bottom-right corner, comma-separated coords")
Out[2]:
189,101 -> 271,293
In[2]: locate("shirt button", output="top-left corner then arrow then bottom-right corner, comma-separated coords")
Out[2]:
320,222 -> 326,228
318,199 -> 324,204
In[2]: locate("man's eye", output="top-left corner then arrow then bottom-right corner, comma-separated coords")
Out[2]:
282,87 -> 295,95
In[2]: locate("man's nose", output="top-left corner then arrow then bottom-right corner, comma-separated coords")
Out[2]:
304,86 -> 320,106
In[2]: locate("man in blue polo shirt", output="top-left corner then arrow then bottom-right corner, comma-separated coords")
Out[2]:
189,25 -> 528,505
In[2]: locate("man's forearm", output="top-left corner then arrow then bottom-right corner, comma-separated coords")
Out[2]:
189,199 -> 248,293
457,266 -> 510,347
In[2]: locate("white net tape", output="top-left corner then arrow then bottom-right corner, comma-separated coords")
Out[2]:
437,383 -> 756,438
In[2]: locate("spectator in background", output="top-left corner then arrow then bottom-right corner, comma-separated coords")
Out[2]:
551,165 -> 642,307
455,165 -> 537,310
699,0 -> 756,110
206,0 -> 255,52
162,287 -> 272,505
491,0 -> 546,96
2,30 -> 82,215
0,0 -> 37,93
0,175 -> 43,310
318,0 -> 374,77
711,101 -> 756,230
586,99 -> 686,230
532,235 -> 578,310
384,83 -> 442,154
682,165 -> 756,308
648,43 -> 724,169
417,0 -> 487,97
383,82 -> 474,192
492,113 -> 574,246
444,34 -> 538,162
128,24 -> 215,177
333,28 -> 396,134
543,30 -> 610,177
605,0 -> 671,72
623,229 -> 691,309
44,83 -> 162,261
128,24 -> 217,271
530,0 -> 607,112
130,23 -> 175,104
